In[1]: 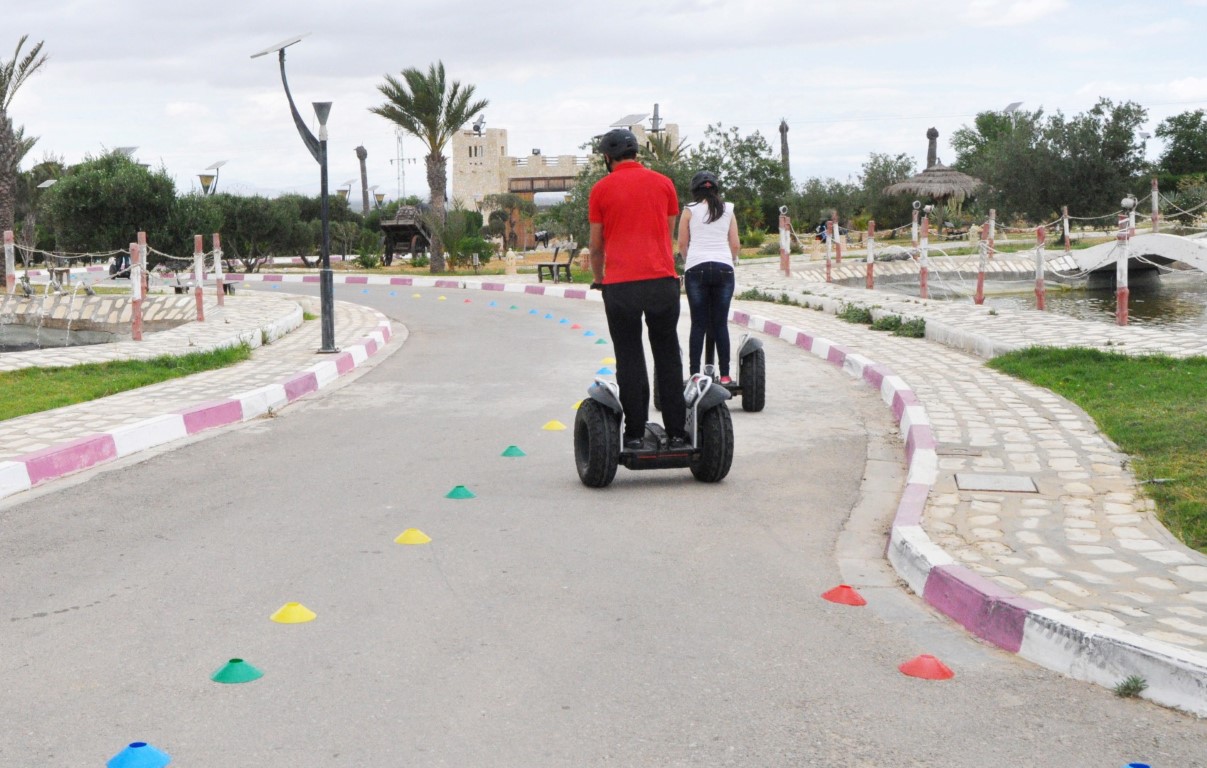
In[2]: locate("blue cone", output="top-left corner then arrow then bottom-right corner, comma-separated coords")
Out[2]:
596,367 -> 614,375
388,291 -> 397,296
489,300 -> 498,307
529,309 -> 539,315
108,741 -> 171,768
559,318 -> 568,324
584,330 -> 595,337
544,313 -> 554,319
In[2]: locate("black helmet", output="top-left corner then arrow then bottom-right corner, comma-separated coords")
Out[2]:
690,171 -> 720,194
598,128 -> 639,160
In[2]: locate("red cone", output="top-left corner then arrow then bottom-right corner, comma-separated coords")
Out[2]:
821,584 -> 867,606
899,654 -> 955,680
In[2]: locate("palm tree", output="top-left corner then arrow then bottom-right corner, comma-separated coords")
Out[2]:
0,36 -> 48,287
369,61 -> 487,273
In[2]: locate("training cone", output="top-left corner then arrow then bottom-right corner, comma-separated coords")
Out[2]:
438,296 -> 447,301
601,357 -> 616,364
211,658 -> 264,684
542,420 -> 567,431
899,654 -> 954,680
412,293 -> 422,298
270,602 -> 317,624
821,584 -> 867,606
489,300 -> 498,307
395,528 -> 432,545
501,445 -> 526,457
595,338 -> 608,345
529,308 -> 539,314
596,367 -> 614,375
107,741 -> 171,768
570,323 -> 582,329
544,313 -> 554,319
445,485 -> 476,499
573,399 -> 583,410
360,288 -> 369,294
584,330 -> 595,336
559,318 -> 568,324
388,291 -> 397,297
509,304 -> 518,310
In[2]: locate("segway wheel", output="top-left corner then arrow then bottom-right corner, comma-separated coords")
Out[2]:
690,403 -> 734,483
574,399 -> 621,488
740,348 -> 766,412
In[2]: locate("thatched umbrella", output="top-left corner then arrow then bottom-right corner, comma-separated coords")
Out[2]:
885,128 -> 982,230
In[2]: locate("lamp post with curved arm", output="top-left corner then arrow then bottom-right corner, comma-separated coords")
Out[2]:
251,34 -> 337,353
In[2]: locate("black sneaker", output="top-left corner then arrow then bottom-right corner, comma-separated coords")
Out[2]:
624,437 -> 645,451
667,435 -> 690,451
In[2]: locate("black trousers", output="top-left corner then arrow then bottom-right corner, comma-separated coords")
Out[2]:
602,277 -> 686,440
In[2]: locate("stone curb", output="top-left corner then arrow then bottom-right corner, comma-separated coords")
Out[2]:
0,302 -> 393,502
725,307 -> 1207,717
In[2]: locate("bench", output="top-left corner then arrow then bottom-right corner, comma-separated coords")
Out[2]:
537,247 -> 576,283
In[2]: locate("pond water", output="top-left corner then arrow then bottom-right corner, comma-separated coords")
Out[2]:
888,270 -> 1207,332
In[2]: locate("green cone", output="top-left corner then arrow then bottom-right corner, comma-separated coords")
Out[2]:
501,445 -> 526,457
446,485 -> 476,499
212,658 -> 264,684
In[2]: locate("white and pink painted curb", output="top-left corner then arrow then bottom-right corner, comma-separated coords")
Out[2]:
726,307 -> 1207,717
0,309 -> 393,503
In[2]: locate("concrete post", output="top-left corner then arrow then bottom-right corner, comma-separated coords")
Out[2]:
4,230 -> 14,295
193,234 -> 206,322
919,216 -> 929,299
1062,206 -> 1071,254
1035,226 -> 1046,311
831,210 -> 842,264
865,220 -> 875,290
1116,214 -> 1130,326
975,222 -> 988,306
137,231 -> 149,299
988,208 -> 996,260
824,220 -> 833,283
778,212 -> 791,277
130,242 -> 143,341
213,232 -> 225,306
1152,177 -> 1160,233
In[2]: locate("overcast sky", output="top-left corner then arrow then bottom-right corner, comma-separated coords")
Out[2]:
8,0 -> 1207,204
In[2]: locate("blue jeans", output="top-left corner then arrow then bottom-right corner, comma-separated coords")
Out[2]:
684,261 -> 735,376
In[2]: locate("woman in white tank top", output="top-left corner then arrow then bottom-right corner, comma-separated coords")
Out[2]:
676,171 -> 740,380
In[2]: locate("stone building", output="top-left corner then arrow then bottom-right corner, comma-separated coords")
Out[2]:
450,115 -> 680,249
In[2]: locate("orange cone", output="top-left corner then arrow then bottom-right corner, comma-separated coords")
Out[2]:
899,654 -> 954,680
821,584 -> 867,606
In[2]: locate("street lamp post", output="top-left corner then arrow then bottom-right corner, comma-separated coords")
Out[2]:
251,34 -> 337,353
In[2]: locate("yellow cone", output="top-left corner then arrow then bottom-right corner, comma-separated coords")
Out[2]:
573,399 -> 583,410
270,602 -> 317,624
438,296 -> 447,301
542,420 -> 567,431
412,293 -> 422,298
395,528 -> 432,545
601,357 -> 616,365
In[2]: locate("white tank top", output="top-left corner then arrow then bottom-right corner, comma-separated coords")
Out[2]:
683,201 -> 734,270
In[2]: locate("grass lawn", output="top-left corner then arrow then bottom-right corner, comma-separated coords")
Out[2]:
989,347 -> 1207,553
0,345 -> 251,422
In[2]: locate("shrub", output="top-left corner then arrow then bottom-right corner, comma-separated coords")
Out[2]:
893,318 -> 926,338
871,315 -> 902,332
354,250 -> 382,270
838,304 -> 873,324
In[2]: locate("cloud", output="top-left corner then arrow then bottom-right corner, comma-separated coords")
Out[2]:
961,0 -> 1068,26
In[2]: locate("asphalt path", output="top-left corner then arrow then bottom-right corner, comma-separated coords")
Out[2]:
1,283 -> 1203,767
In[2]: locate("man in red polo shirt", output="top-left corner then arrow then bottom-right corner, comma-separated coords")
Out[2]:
588,128 -> 687,451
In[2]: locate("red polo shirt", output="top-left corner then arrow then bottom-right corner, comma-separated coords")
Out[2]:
588,161 -> 679,284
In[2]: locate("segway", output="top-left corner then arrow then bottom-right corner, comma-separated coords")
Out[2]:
575,374 -> 734,488
654,332 -> 765,413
